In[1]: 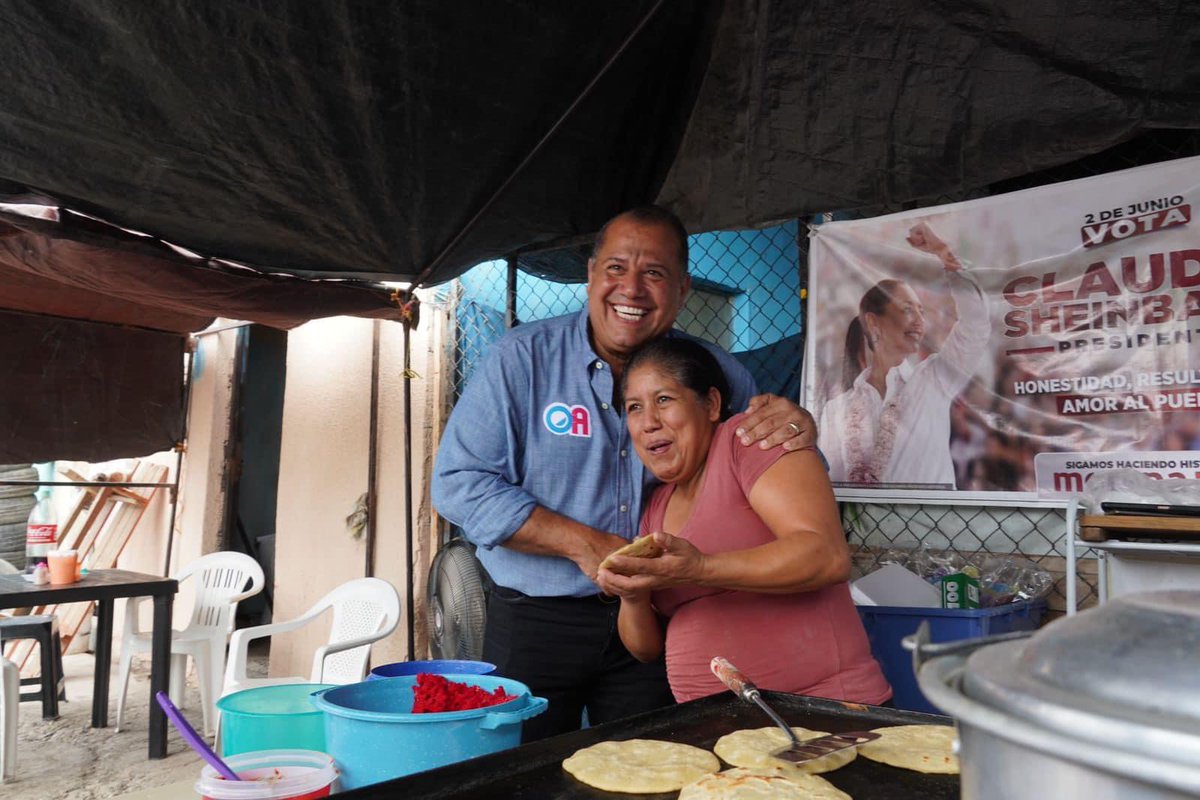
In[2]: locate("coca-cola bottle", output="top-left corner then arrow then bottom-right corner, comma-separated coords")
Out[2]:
24,491 -> 57,574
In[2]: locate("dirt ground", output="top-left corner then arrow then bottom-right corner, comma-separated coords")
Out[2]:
5,648 -> 268,799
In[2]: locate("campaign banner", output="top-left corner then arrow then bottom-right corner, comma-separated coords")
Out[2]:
802,157 -> 1200,500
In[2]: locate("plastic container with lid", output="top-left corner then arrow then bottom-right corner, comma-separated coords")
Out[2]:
195,749 -> 338,800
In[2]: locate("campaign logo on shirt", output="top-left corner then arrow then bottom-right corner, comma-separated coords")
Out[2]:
543,402 -> 591,438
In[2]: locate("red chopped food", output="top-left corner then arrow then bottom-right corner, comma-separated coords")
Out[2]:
411,673 -> 516,713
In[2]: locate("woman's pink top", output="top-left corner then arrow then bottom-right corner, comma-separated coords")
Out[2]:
645,413 -> 891,705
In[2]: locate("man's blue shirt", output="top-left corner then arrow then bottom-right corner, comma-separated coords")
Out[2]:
430,309 -> 757,597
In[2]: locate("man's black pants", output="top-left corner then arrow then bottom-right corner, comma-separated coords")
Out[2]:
482,585 -> 674,742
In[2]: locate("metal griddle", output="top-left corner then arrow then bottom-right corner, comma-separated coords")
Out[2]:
337,692 -> 959,799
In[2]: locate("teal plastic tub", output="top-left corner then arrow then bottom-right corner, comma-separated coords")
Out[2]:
311,674 -> 547,790
857,599 -> 1046,714
215,683 -> 335,757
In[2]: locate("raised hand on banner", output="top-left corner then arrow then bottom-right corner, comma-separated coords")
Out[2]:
906,222 -> 962,271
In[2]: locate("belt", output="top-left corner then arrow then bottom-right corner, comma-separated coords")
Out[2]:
491,584 -> 619,604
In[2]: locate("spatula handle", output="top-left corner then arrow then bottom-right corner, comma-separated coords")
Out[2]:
711,656 -> 758,701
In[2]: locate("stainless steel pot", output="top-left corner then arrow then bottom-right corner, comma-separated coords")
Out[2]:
915,590 -> 1200,800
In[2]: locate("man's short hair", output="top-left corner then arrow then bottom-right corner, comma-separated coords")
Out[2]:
592,205 -> 689,273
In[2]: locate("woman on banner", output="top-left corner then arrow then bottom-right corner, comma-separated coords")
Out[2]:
818,222 -> 991,488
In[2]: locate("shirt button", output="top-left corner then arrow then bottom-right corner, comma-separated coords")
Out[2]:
620,450 -> 627,457
595,361 -> 604,369
601,402 -> 609,410
620,504 -> 628,513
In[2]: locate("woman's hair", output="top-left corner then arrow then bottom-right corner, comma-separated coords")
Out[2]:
621,338 -> 732,421
842,279 -> 905,390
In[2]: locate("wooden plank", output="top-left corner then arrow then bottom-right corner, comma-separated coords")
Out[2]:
1077,514 -> 1200,541
5,461 -> 167,673
55,462 -> 168,653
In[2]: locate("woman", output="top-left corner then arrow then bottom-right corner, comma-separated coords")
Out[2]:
597,338 -> 890,704
818,222 -> 991,487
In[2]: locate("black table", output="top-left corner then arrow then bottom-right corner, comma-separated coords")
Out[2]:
0,568 -> 178,758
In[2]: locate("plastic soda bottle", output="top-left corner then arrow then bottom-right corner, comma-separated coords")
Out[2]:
24,491 -> 58,574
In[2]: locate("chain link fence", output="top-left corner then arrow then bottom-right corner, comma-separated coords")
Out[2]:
430,129 -> 1200,620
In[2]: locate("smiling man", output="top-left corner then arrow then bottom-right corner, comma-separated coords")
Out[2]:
431,206 -> 816,741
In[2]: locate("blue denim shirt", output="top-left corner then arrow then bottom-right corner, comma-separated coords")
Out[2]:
431,309 -> 757,597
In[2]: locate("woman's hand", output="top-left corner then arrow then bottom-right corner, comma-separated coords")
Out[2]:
601,532 -> 706,591
906,222 -> 962,271
737,394 -> 817,451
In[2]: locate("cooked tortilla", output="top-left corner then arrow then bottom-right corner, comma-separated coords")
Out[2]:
713,727 -> 855,775
678,767 -> 852,799
856,724 -> 959,774
599,535 -> 664,570
562,739 -> 720,793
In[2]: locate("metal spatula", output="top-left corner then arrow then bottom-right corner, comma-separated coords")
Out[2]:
710,656 -> 880,764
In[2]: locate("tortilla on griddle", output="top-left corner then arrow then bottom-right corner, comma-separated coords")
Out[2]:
678,767 -> 852,799
562,739 -> 720,793
713,727 -> 855,775
856,724 -> 958,774
599,535 -> 664,571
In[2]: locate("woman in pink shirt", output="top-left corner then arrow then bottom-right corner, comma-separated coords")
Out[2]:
598,338 -> 890,705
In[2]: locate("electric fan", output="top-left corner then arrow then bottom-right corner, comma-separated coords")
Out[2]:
426,536 -> 488,659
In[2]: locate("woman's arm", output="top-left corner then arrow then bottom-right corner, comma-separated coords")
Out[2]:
603,449 -> 850,594
595,570 -> 664,662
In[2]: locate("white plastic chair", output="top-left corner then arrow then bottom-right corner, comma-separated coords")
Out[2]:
116,551 -> 264,736
1,655 -> 16,783
222,577 -> 400,696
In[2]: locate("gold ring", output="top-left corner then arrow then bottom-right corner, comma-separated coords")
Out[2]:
786,421 -> 802,436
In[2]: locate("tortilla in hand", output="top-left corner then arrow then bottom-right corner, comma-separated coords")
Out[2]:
599,535 -> 664,571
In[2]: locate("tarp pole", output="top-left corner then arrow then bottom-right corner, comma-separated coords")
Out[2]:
505,256 -> 518,328
161,340 -> 194,576
402,316 -> 416,660
365,320 -> 381,579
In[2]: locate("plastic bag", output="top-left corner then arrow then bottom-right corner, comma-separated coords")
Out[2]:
1081,468 -> 1200,515
873,545 -> 1052,606
977,555 -> 1054,607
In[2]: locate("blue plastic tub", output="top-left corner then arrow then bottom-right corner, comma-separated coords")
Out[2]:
857,599 -> 1046,714
311,674 -> 547,790
215,683 -> 335,757
367,659 -> 496,680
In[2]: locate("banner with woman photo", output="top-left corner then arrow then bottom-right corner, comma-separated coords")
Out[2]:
802,156 -> 1200,501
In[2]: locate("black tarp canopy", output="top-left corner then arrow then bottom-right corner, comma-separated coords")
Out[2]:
1,0 -> 1198,459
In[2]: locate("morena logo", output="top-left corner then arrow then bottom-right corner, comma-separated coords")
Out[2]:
543,402 -> 591,438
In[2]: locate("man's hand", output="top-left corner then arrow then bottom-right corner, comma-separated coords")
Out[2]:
503,507 -> 629,583
575,531 -> 634,584
736,394 -> 817,451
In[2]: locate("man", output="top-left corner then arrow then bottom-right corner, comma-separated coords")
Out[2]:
431,206 -> 815,740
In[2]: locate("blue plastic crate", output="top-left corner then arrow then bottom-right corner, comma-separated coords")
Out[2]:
857,599 -> 1046,714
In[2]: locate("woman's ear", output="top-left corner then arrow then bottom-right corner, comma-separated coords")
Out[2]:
705,387 -> 722,422
864,313 -> 881,346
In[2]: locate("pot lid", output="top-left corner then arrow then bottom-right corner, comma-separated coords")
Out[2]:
961,590 -> 1200,762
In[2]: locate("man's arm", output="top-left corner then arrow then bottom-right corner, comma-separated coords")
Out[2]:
430,338 -> 625,578
506,507 -> 628,583
696,338 -> 818,452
